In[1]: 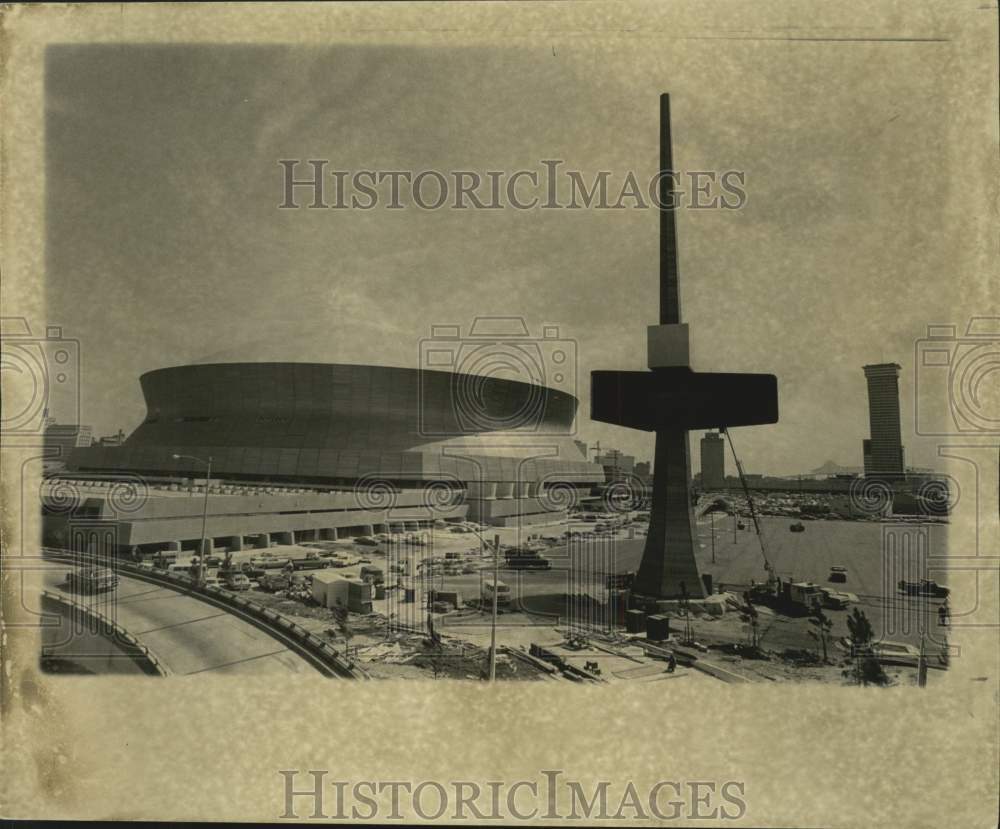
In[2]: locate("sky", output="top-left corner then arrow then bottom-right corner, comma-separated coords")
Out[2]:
43,40 -> 973,476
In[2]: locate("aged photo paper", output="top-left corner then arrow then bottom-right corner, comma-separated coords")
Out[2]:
2,1 -> 998,824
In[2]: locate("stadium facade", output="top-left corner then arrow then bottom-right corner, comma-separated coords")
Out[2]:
43,363 -> 604,555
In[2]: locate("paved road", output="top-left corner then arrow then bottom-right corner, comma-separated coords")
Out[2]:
38,565 -> 317,675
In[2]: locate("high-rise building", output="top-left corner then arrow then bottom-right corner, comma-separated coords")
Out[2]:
595,449 -> 635,479
863,363 -> 905,479
699,431 -> 725,489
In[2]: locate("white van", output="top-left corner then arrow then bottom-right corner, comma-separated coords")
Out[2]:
481,579 -> 511,607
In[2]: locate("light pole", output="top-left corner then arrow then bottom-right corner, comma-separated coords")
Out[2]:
461,525 -> 504,681
426,521 -> 505,680
172,453 -> 213,586
711,510 -> 716,564
488,533 -> 501,681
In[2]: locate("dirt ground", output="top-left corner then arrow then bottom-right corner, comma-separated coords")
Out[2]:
246,588 -> 550,680
244,584 -> 927,686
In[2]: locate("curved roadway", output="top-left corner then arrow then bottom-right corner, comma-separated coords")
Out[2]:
38,565 -> 317,675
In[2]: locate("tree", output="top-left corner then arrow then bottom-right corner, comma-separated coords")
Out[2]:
331,604 -> 353,656
808,605 -> 833,662
846,607 -> 887,686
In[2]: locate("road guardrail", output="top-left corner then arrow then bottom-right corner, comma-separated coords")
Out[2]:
42,548 -> 369,680
40,588 -> 171,677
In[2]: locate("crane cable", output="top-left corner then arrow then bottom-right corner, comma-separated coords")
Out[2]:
721,427 -> 775,584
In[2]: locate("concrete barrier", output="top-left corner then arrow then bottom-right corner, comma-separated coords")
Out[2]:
41,589 -> 170,677
43,548 -> 369,680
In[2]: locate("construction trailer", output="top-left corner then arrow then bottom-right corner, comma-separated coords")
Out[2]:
347,578 -> 373,614
787,581 -> 823,613
311,570 -> 350,608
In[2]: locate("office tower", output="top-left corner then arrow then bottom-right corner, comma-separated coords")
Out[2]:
700,431 -> 725,489
863,363 -> 905,479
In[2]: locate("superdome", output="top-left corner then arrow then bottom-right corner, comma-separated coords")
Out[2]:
69,363 -> 601,490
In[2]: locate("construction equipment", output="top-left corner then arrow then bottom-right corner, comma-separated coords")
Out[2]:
722,428 -> 776,588
503,546 -> 552,570
788,582 -> 823,613
360,564 -> 385,585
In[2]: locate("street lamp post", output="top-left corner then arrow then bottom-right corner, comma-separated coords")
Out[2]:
488,533 -> 501,682
711,511 -> 716,564
462,525 -> 504,682
172,453 -> 213,586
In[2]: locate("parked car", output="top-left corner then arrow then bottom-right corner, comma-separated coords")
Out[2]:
898,579 -> 949,598
819,587 -> 851,609
254,556 -> 291,570
292,552 -> 330,571
224,572 -> 252,591
828,566 -> 848,584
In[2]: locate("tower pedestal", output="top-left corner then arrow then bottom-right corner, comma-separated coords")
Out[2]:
633,428 -> 708,599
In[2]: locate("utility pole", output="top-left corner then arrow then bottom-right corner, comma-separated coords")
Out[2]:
917,631 -> 928,688
198,456 -> 212,586
489,533 -> 501,681
711,510 -> 716,564
172,453 -> 213,587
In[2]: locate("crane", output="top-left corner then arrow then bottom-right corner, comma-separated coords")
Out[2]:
721,427 -> 776,588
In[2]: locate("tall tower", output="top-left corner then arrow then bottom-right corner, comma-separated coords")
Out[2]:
700,431 -> 725,489
590,95 -> 779,599
863,363 -> 905,479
